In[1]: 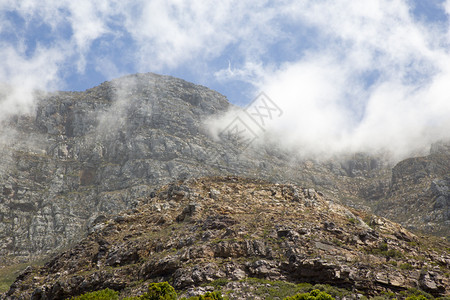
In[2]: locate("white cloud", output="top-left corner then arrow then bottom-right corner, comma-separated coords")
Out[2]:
243,0 -> 450,159
0,0 -> 450,159
0,44 -> 65,122
118,0 -> 282,70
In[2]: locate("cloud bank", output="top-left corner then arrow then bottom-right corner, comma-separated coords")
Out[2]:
1,0 -> 450,158
213,0 -> 450,159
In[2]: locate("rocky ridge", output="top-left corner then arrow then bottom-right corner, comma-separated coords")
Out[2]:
3,176 -> 449,299
0,72 -> 449,267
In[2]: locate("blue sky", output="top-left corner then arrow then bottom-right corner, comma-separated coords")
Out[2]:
1,0 -> 450,157
1,0 -> 443,103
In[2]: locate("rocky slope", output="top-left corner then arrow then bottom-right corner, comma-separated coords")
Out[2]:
0,72 -> 448,267
376,142 -> 450,238
3,176 -> 449,299
0,72 -> 252,264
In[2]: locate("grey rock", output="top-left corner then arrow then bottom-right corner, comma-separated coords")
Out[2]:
419,271 -> 446,294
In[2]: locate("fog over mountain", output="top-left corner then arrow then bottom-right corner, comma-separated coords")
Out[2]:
2,1 -> 450,160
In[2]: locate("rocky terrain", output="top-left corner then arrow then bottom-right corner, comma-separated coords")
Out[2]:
0,72 -> 449,295
3,176 -> 449,299
376,142 -> 450,238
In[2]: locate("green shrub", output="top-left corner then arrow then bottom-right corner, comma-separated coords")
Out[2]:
379,243 -> 388,252
381,291 -> 398,299
367,243 -> 403,259
400,287 -> 434,299
406,296 -> 430,300
311,284 -> 348,298
347,217 -> 357,225
143,282 -> 177,300
284,289 -> 334,300
385,249 -> 403,259
389,261 -> 398,267
70,288 -> 119,300
400,263 -> 414,270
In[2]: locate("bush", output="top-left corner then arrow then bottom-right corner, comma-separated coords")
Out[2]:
401,287 -> 434,300
400,263 -> 414,270
70,288 -> 119,300
284,289 -> 334,300
406,296 -> 430,300
379,243 -> 388,252
143,282 -> 177,300
385,249 -> 403,259
389,261 -> 398,267
367,243 -> 403,259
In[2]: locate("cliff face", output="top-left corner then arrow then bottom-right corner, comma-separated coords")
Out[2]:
376,142 -> 450,238
0,73 -> 232,263
3,177 -> 449,299
0,72 -> 448,266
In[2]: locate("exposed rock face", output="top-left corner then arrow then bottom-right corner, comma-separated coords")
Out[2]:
3,177 -> 449,299
376,143 -> 450,238
1,73 -> 277,264
0,73 -> 235,263
0,73 -> 379,264
0,72 -> 449,268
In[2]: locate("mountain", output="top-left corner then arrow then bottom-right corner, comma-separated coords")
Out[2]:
1,72 -> 322,264
3,177 -> 449,299
0,72 -> 449,295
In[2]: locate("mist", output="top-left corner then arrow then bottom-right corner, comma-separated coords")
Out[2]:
1,0 -> 450,160
251,53 -> 450,160
210,0 -> 450,160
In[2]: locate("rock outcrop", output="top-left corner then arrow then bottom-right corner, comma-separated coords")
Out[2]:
3,177 -> 449,299
376,142 -> 450,238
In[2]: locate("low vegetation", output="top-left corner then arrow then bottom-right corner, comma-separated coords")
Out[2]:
71,283 -> 336,300
285,289 -> 333,300
69,281 -> 450,300
71,288 -> 119,300
0,259 -> 45,293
